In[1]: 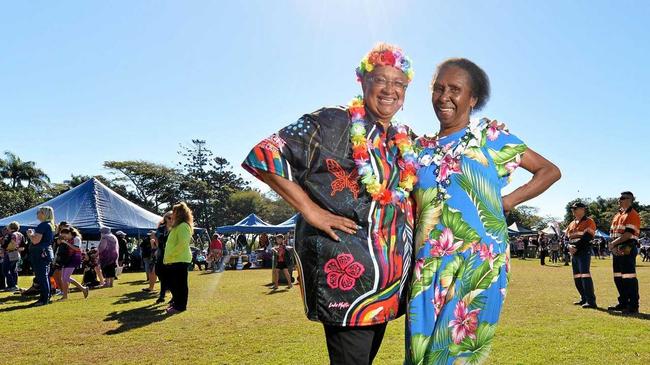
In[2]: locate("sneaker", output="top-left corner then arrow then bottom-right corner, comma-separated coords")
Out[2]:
607,304 -> 627,311
582,303 -> 597,309
142,288 -> 153,292
155,298 -> 165,304
31,301 -> 50,307
83,287 -> 89,299
573,300 -> 586,306
55,290 -> 63,296
287,284 -> 293,289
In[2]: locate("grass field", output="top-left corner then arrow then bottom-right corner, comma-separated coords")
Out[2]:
1,258 -> 649,365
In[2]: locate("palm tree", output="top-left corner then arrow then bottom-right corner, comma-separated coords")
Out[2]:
0,151 -> 50,189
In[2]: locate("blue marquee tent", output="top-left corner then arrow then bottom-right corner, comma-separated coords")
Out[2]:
216,213 -> 296,234
0,178 -> 162,238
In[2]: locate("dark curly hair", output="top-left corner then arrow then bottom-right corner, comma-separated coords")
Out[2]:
434,58 -> 490,112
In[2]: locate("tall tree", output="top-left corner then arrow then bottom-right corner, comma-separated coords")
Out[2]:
177,140 -> 247,231
0,151 -> 50,190
103,161 -> 182,214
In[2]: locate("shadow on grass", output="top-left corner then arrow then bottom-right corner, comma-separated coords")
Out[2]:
112,290 -> 157,305
103,303 -> 167,335
120,279 -> 149,286
0,296 -> 37,312
594,307 -> 650,320
266,289 -> 289,295
0,293 -> 34,305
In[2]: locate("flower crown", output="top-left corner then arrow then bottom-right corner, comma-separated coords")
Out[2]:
356,49 -> 414,82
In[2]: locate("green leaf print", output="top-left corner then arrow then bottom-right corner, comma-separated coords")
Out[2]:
463,147 -> 488,166
457,253 -> 506,302
409,334 -> 431,365
440,254 -> 464,292
441,206 -> 481,252
449,323 -> 497,364
456,163 -> 508,243
487,143 -> 527,177
414,188 -> 443,253
410,257 -> 441,300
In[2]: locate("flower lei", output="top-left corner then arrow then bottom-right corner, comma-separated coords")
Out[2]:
348,96 -> 418,205
417,119 -> 485,206
356,49 -> 414,82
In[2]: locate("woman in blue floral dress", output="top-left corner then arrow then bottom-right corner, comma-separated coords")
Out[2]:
406,59 -> 561,364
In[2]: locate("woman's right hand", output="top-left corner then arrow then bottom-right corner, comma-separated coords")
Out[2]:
303,206 -> 358,242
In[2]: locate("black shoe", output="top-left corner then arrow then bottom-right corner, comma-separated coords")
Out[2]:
155,298 -> 165,304
607,304 -> 626,311
573,300 -> 586,306
582,303 -> 597,309
622,307 -> 639,315
31,301 -> 50,307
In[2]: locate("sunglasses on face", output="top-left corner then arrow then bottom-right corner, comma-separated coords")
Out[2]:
619,197 -> 630,201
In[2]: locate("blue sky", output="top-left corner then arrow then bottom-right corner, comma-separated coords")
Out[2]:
1,1 -> 648,218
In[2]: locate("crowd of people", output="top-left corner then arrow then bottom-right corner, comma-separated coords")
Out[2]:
0,202 -> 196,314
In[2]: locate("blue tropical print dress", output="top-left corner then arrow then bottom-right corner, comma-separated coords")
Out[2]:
406,118 -> 528,365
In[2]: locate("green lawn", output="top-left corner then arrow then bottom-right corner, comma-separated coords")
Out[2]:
1,258 -> 649,365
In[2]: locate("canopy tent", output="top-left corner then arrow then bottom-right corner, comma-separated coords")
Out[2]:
508,222 -> 534,235
0,178 -> 162,238
277,213 -> 299,228
216,213 -> 295,234
595,229 -> 610,239
540,226 -> 558,235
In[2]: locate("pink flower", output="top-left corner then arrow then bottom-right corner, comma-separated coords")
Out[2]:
437,153 -> 461,183
487,120 -> 509,141
505,154 -> 521,173
324,254 -> 365,291
449,301 -> 481,344
487,121 -> 501,141
431,286 -> 448,317
414,258 -> 425,281
478,244 -> 496,269
419,136 -> 438,149
429,228 -> 463,257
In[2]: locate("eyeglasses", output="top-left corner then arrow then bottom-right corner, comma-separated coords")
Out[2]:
619,197 -> 630,201
367,75 -> 408,91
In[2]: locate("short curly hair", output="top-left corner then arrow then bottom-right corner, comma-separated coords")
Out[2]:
433,58 -> 490,111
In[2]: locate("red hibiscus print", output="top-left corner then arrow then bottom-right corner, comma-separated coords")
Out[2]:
324,253 -> 365,291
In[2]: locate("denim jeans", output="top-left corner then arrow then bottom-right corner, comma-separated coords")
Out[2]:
33,259 -> 51,304
3,254 -> 18,288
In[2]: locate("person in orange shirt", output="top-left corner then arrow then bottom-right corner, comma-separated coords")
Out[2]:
607,191 -> 641,315
565,202 -> 597,308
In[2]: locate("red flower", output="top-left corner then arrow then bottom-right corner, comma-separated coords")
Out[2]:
379,50 -> 396,66
368,52 -> 380,65
324,253 -> 365,291
352,148 -> 370,161
378,189 -> 393,205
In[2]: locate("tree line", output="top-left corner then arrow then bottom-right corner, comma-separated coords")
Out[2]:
0,141 -> 294,232
2,146 -> 647,233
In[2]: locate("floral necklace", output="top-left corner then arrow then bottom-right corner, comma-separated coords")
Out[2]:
348,95 -> 418,205
418,119 -> 485,206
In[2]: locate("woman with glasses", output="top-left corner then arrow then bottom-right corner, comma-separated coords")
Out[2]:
243,43 -> 416,364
